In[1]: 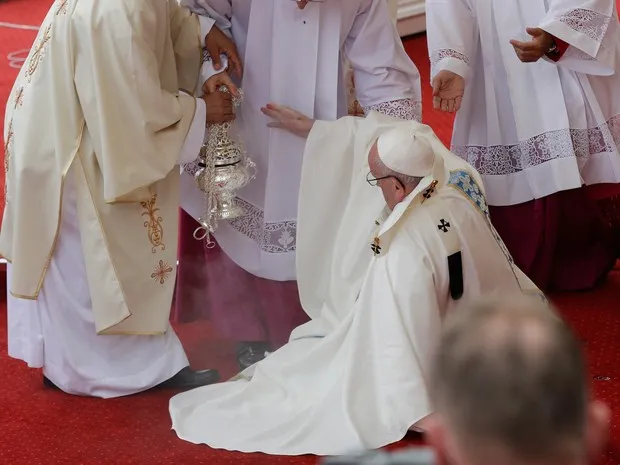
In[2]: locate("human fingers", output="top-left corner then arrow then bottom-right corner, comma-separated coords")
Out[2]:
217,73 -> 239,96
526,27 -> 542,37
454,96 -> 463,112
224,46 -> 243,78
433,96 -> 441,111
431,77 -> 442,96
440,99 -> 449,112
447,99 -> 456,113
260,106 -> 283,121
510,40 -> 536,52
206,44 -> 222,71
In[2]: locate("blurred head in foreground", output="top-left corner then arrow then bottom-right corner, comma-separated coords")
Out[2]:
426,295 -> 610,465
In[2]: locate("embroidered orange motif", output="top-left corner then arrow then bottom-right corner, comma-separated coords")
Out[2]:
4,120 -> 14,204
348,99 -> 365,117
25,24 -> 52,82
56,0 -> 69,15
151,260 -> 173,285
13,87 -> 24,109
140,194 -> 166,253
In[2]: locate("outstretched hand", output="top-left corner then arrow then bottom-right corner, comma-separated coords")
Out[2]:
510,27 -> 554,63
204,26 -> 243,77
260,103 -> 315,138
431,70 -> 465,113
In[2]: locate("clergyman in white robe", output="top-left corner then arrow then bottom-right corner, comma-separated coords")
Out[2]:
426,0 -> 620,290
2,0 -> 221,398
174,0 -> 423,355
168,113 -> 543,456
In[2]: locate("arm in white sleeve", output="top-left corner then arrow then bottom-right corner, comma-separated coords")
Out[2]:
538,0 -> 619,75
426,0 -> 478,81
344,0 -> 422,121
178,93 -> 206,165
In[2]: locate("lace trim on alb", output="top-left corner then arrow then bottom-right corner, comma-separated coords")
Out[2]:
430,48 -> 470,69
363,98 -> 422,122
452,115 -> 620,176
557,8 -> 612,43
558,8 -> 614,43
182,160 -> 202,177
228,198 -> 297,253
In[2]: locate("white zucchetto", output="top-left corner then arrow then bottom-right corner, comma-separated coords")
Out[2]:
376,123 -> 435,177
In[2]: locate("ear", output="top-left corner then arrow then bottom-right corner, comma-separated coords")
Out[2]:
586,400 -> 611,462
423,415 -> 451,465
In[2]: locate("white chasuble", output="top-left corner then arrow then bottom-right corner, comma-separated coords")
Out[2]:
180,0 -> 421,281
1,0 -> 203,335
169,114 -> 542,456
426,0 -> 620,206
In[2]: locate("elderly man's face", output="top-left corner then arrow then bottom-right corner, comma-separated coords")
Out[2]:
367,142 -> 408,211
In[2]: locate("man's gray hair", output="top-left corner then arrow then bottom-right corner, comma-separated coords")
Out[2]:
431,295 -> 588,463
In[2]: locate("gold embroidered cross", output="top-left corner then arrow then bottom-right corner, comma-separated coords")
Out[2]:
151,260 -> 173,285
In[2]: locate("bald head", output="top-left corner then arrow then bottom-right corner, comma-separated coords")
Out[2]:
431,296 -> 589,464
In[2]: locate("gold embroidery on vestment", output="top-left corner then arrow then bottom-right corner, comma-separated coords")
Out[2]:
13,87 -> 24,108
151,260 -> 173,285
25,24 -> 52,82
4,120 -> 14,204
55,0 -> 69,15
140,194 -> 166,252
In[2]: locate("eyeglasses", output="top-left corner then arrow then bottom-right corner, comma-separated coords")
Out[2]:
366,172 -> 405,189
366,172 -> 391,186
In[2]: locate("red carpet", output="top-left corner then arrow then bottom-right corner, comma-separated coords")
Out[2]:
1,1 -> 619,464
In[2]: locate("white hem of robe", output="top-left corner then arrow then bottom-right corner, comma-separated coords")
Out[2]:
7,168 -> 189,399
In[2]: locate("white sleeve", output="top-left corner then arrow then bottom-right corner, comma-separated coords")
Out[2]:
426,0 -> 478,81
344,0 -> 422,121
198,15 -> 215,42
538,0 -> 619,75
178,93 -> 206,165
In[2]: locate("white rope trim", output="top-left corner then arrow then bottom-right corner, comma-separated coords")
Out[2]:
0,22 -> 40,69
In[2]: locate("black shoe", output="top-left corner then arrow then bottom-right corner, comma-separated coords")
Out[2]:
236,341 -> 272,371
43,376 -> 60,390
155,367 -> 220,390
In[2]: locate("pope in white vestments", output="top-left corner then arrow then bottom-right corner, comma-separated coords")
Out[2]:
427,0 -> 620,291
0,0 -> 238,397
175,0 -> 423,365
169,111 -> 543,456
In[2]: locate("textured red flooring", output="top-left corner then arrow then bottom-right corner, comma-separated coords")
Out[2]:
1,1 -> 619,464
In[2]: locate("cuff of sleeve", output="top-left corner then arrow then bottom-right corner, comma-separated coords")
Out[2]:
199,53 -> 229,92
198,15 -> 215,44
178,96 -> 206,165
545,37 -> 570,62
434,57 -> 470,81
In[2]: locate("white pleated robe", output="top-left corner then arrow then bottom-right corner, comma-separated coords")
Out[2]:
426,0 -> 620,206
3,0 -> 210,397
180,0 -> 422,280
169,113 -> 542,456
